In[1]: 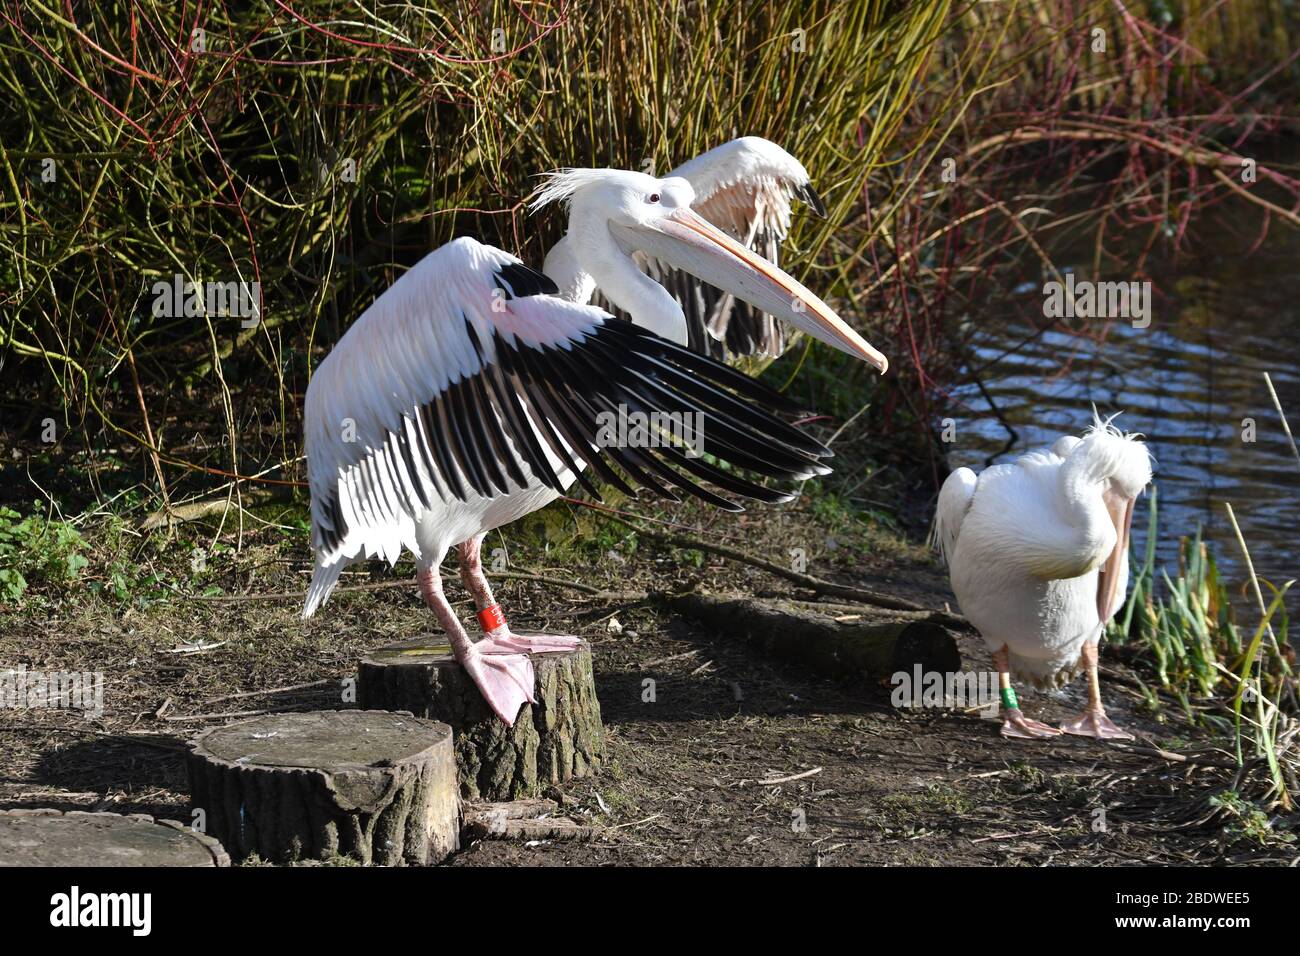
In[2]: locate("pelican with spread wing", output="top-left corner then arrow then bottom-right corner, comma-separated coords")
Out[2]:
302,167 -> 887,725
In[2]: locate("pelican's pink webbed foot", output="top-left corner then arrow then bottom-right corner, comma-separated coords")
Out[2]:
992,645 -> 1061,741
459,640 -> 537,725
467,609 -> 576,719
473,601 -> 579,656
451,538 -> 579,719
478,632 -> 581,655
476,611 -> 581,657
460,572 -> 577,655
1060,708 -> 1134,740
465,622 -> 575,719
1061,642 -> 1135,739
1001,708 -> 1063,740
418,565 -> 536,726
456,541 -> 581,657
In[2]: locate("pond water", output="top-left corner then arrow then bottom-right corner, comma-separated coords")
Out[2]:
946,189 -> 1299,629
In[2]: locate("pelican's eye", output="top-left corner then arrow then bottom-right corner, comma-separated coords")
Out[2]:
646,193 -> 660,204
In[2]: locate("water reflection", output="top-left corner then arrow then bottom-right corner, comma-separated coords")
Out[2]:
947,206 -> 1299,626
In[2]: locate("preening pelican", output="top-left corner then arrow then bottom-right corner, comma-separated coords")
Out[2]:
934,416 -> 1153,740
302,168 -> 888,725
543,136 -> 828,359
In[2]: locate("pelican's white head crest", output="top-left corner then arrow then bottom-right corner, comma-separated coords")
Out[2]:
529,167 -> 605,212
529,168 -> 696,230
1077,410 -> 1154,499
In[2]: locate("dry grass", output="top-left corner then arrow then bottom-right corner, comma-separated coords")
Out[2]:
4,1 -> 1296,518
0,0 -> 953,504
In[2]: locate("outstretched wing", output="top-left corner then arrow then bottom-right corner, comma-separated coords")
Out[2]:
304,237 -> 832,589
585,137 -> 824,360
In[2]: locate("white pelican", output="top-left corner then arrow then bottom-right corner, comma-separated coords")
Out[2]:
934,416 -> 1153,740
302,168 -> 888,724
543,136 -> 825,359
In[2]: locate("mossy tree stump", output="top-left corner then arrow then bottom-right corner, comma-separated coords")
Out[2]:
0,809 -> 230,867
187,710 -> 459,865
358,638 -> 604,801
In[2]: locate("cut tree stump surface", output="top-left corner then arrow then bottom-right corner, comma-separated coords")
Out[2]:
358,638 -> 604,801
187,709 -> 459,865
670,593 -> 961,679
0,809 -> 229,867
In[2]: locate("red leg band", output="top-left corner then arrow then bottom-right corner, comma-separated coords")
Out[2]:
477,603 -> 507,633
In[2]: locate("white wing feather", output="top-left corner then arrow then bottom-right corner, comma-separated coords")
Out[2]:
303,238 -> 604,588
933,466 -> 978,565
302,235 -> 836,619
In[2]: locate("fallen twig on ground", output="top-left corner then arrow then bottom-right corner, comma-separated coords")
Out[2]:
1104,742 -> 1239,769
462,799 -> 600,841
198,680 -> 334,706
756,767 -> 824,786
600,511 -> 957,619
139,487 -> 287,530
159,705 -> 309,722
160,570 -> 645,604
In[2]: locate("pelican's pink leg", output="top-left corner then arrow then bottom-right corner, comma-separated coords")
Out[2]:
1060,642 -> 1134,740
418,565 -> 535,725
457,535 -> 580,655
994,645 -> 1062,740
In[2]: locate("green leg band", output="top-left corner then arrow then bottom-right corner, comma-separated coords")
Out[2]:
1001,687 -> 1019,710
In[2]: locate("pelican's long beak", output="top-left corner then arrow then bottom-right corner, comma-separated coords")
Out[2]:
619,207 -> 888,372
1097,493 -> 1135,623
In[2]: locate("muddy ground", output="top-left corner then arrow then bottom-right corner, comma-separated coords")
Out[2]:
0,497 -> 1294,866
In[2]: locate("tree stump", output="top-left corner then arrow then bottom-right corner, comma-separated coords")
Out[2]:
670,593 -> 961,680
187,710 -> 459,865
0,809 -> 229,867
358,638 -> 604,801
